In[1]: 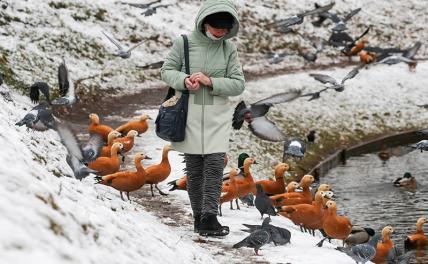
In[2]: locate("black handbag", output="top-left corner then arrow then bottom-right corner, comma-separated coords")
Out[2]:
155,34 -> 190,142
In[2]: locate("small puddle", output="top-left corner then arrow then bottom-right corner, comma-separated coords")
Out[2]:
323,147 -> 428,263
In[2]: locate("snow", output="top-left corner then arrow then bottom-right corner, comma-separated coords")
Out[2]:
0,0 -> 426,95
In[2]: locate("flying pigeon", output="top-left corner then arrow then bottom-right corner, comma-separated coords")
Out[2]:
137,60 -> 164,69
269,2 -> 335,32
232,90 -> 301,142
15,102 -> 56,131
56,123 -> 99,180
122,0 -> 161,9
312,4 -> 361,32
141,4 -> 171,16
283,138 -> 306,160
255,184 -> 277,219
102,31 -> 146,59
309,64 -> 363,92
51,58 -> 76,106
234,219 -> 271,255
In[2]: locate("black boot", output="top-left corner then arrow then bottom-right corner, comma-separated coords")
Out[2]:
199,213 -> 229,236
194,214 -> 201,233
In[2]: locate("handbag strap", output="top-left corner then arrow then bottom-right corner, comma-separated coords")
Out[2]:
181,34 -> 190,95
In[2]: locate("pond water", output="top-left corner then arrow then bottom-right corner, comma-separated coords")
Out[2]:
322,148 -> 428,263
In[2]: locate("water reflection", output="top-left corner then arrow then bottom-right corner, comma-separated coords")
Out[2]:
323,149 -> 428,263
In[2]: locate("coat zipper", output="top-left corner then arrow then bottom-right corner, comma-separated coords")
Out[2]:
202,43 -> 210,155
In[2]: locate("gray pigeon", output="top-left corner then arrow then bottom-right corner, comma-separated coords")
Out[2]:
415,128 -> 428,136
241,218 -> 291,246
336,234 -> 381,264
269,2 -> 334,31
137,60 -> 164,69
309,64 -> 363,92
232,90 -> 301,142
255,184 -> 277,219
408,140 -> 428,152
387,246 -> 414,264
15,102 -> 56,131
122,0 -> 161,9
29,82 -> 51,104
312,5 -> 361,32
283,138 -> 306,160
233,219 -> 271,255
102,31 -> 146,59
56,123 -> 98,180
51,58 -> 76,106
142,4 -> 171,16
239,193 -> 255,207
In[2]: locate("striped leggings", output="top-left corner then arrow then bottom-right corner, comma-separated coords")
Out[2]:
184,153 -> 225,216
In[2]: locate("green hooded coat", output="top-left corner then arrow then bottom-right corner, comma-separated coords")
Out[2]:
161,0 -> 245,154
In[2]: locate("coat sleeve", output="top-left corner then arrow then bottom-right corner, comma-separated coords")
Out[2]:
160,37 -> 188,91
210,44 -> 245,97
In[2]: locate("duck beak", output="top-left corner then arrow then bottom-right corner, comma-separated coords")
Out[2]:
144,155 -> 152,160
253,160 -> 258,164
148,116 -> 153,120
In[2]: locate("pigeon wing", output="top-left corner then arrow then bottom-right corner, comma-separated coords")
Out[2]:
56,123 -> 83,161
248,116 -> 287,142
30,82 -> 50,104
353,26 -> 371,43
82,133 -> 104,163
343,8 -> 361,22
37,108 -> 56,129
253,90 -> 301,105
341,65 -> 362,84
403,41 -> 421,59
310,73 -> 339,85
58,60 -> 69,97
300,2 -> 335,17
127,40 -> 146,53
102,31 -> 123,50
232,101 -> 247,130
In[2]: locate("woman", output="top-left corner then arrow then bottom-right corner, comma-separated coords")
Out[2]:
161,0 -> 245,236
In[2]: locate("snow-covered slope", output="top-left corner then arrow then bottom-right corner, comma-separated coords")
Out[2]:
0,0 -> 426,96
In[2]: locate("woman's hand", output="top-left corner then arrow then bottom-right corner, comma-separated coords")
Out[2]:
185,77 -> 200,91
190,72 -> 212,87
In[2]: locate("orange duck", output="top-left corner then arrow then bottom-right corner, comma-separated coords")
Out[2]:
278,185 -> 332,236
100,130 -> 121,157
316,200 -> 352,247
88,142 -> 123,176
372,226 -> 394,263
145,145 -> 174,196
115,113 -> 151,136
219,158 -> 257,215
405,217 -> 427,250
255,163 -> 289,195
345,39 -> 368,57
88,113 -> 113,142
113,130 -> 138,153
270,175 -> 315,207
95,153 -> 150,201
286,181 -> 299,193
167,175 -> 187,191
359,50 -> 376,64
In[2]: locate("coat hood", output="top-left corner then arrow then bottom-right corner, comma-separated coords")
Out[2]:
194,0 -> 240,40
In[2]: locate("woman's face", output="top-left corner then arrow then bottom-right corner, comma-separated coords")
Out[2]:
205,24 -> 229,38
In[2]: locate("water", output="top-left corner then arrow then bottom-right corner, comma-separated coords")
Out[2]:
322,148 -> 428,263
